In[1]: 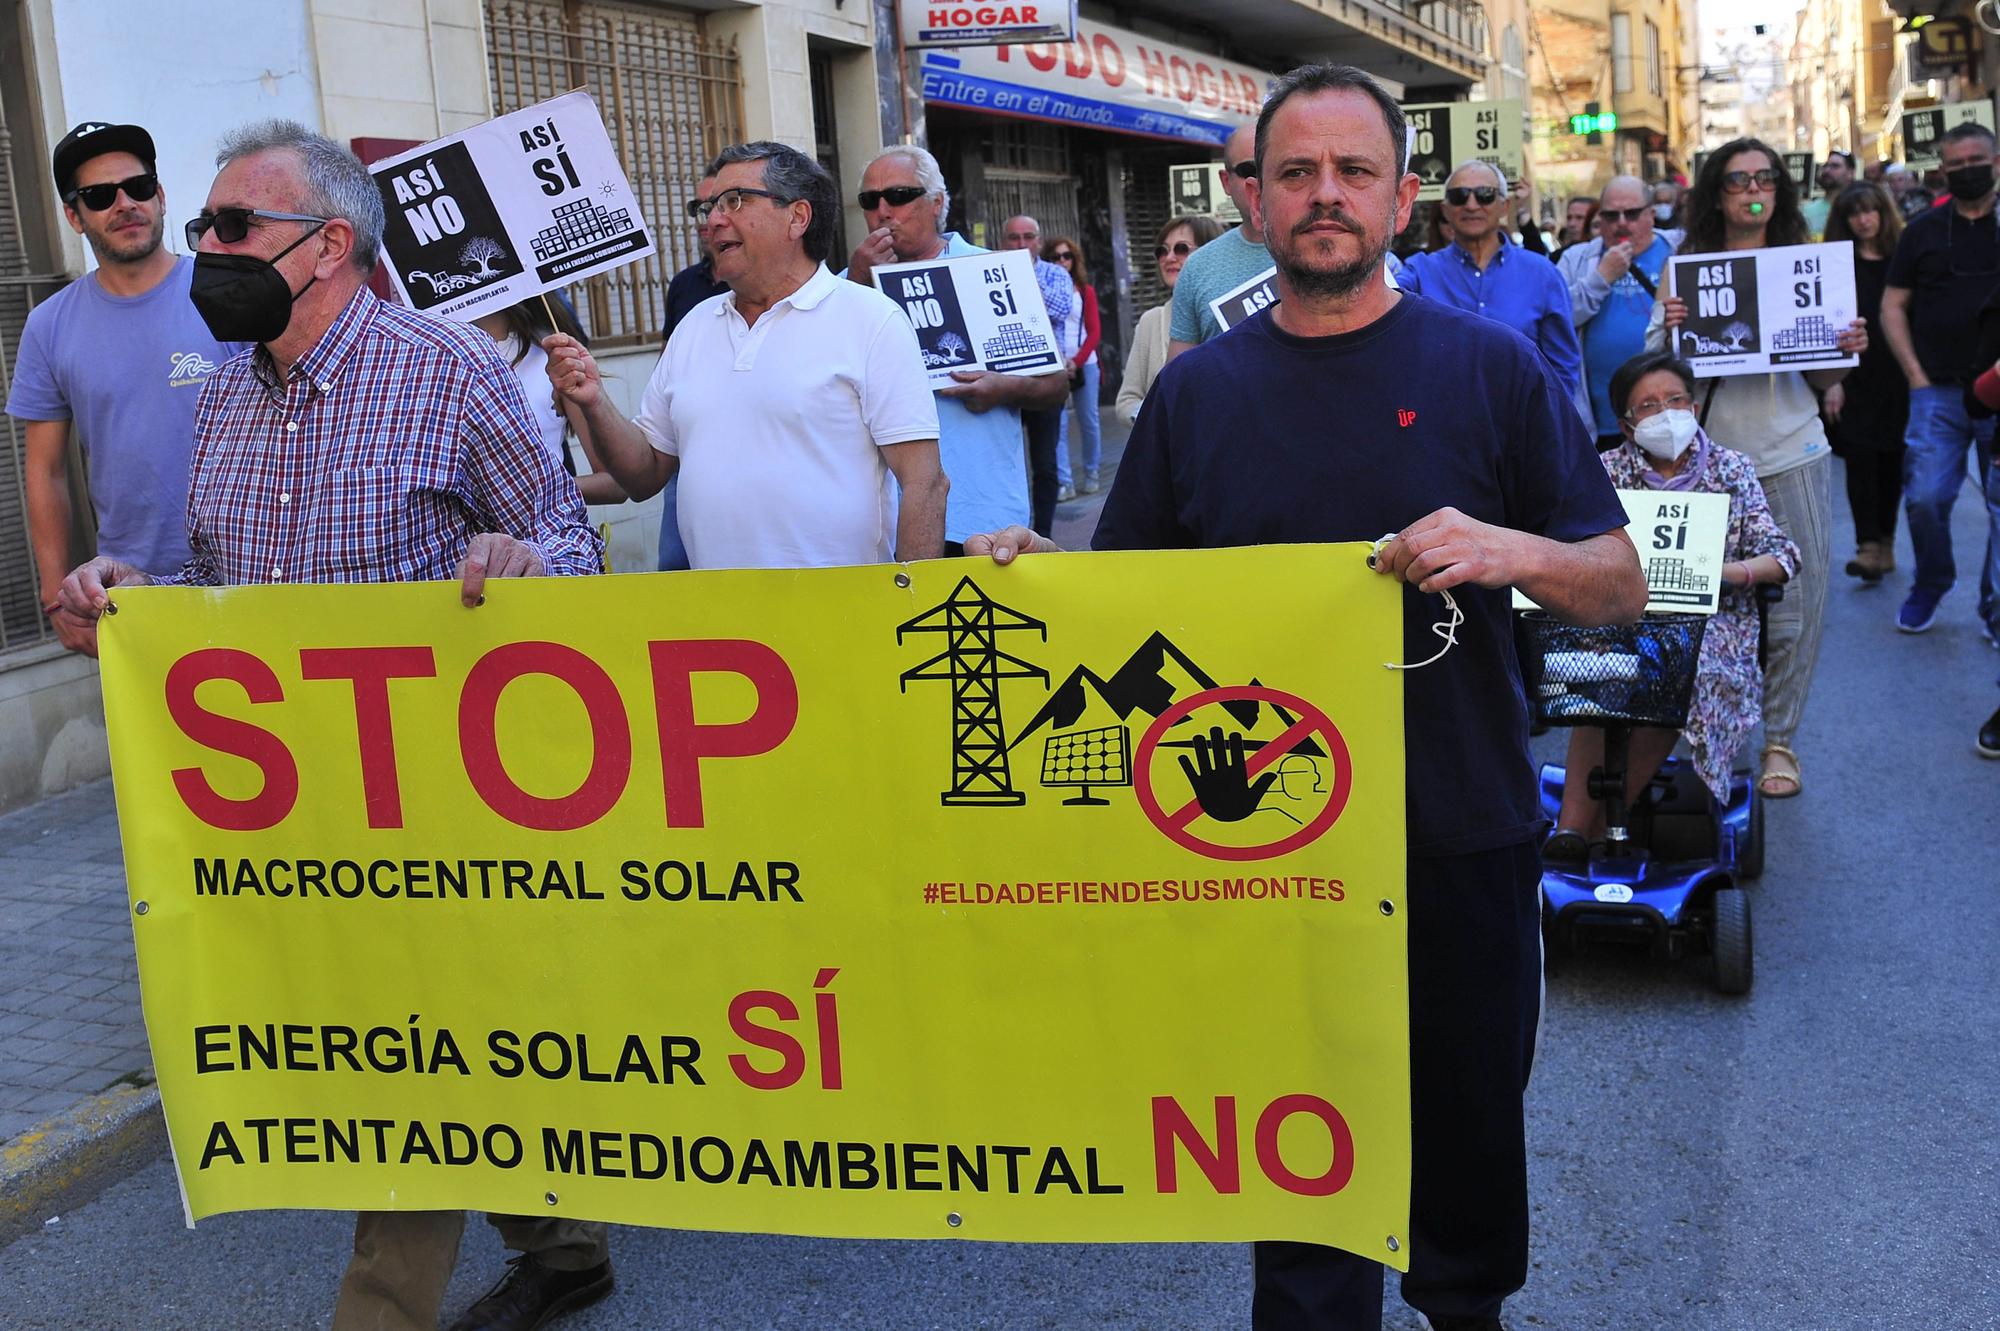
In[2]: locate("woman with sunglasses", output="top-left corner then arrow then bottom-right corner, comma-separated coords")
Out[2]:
1650,137 -> 1869,800
1547,351 -> 1800,857
1043,235 -> 1103,495
1115,215 -> 1224,427
1821,182 -> 1909,584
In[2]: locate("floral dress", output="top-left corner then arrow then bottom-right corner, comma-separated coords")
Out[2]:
1603,439 -> 1801,800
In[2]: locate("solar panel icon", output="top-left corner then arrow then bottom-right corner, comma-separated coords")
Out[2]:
1041,725 -> 1133,806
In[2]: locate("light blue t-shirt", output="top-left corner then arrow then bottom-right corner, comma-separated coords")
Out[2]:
1169,227 -> 1273,344
1579,233 -> 1673,435
932,233 -> 1031,543
5,255 -> 245,572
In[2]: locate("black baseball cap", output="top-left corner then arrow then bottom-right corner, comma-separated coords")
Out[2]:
52,121 -> 156,196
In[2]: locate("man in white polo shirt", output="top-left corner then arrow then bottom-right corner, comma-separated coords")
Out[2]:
545,141 -> 946,567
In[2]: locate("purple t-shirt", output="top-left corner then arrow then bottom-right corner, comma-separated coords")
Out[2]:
6,255 -> 246,572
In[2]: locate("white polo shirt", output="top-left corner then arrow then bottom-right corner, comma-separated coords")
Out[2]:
635,263 -> 939,569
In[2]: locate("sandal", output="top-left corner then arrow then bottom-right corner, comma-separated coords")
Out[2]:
1758,744 -> 1801,799
1544,827 -> 1590,862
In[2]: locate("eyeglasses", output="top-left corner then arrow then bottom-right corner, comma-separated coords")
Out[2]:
1230,160 -> 1257,180
1052,250 -> 1075,262
1155,241 -> 1195,259
1598,206 -> 1649,223
685,187 -> 788,223
1443,185 -> 1500,206
856,185 -> 929,211
1720,168 -> 1780,194
1625,392 -> 1695,421
184,207 -> 330,249
67,173 -> 158,212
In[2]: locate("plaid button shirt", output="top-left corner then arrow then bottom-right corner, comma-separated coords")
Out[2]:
173,288 -> 601,587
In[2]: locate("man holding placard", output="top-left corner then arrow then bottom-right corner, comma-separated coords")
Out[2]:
1559,176 -> 1683,447
546,142 -> 947,569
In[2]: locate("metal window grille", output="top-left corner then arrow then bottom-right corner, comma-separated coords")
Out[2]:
484,0 -> 744,349
980,124 -> 1080,250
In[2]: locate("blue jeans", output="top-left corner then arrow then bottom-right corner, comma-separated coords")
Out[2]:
656,473 -> 690,571
1902,385 -> 1997,620
1055,361 -> 1102,485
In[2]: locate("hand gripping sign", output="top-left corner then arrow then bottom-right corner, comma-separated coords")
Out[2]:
98,546 -> 1410,1264
1669,241 -> 1857,378
367,90 -> 655,322
872,248 -> 1065,385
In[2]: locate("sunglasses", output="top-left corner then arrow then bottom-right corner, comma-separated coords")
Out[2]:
184,206 -> 330,249
1052,250 -> 1075,262
1443,185 -> 1500,206
857,185 -> 929,210
67,172 -> 158,212
1155,241 -> 1195,259
1230,160 -> 1257,179
1598,206 -> 1649,223
1721,168 -> 1780,194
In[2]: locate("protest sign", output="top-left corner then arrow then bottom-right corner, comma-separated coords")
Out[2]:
1168,163 -> 1241,223
1782,151 -> 1813,192
1402,100 -> 1523,202
872,249 -> 1064,384
901,0 -> 1076,48
368,91 -> 653,321
1209,264 -> 1279,332
1902,99 -> 1997,171
1515,489 -> 1731,615
1669,241 -> 1857,378
99,548 -> 1411,1262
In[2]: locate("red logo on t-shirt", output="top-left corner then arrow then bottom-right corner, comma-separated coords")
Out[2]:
1397,409 -> 1417,428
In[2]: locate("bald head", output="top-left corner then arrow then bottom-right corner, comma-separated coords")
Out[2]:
999,215 -> 1040,252
1597,173 -> 1656,249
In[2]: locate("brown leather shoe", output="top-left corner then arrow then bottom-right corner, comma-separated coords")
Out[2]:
445,1255 -> 613,1331
1844,541 -> 1885,582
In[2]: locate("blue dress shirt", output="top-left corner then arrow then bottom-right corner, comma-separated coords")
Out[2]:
1399,238 -> 1583,403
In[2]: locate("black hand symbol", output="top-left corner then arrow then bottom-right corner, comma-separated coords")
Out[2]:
1176,726 -> 1277,823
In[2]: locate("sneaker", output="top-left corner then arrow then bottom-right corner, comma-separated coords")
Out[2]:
1896,588 -> 1943,633
445,1255 -> 613,1331
1077,470 -> 1100,495
1979,705 -> 2000,759
1056,483 -> 1077,502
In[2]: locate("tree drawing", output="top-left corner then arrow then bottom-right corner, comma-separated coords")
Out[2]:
460,236 -> 508,278
936,332 -> 970,363
1721,321 -> 1754,351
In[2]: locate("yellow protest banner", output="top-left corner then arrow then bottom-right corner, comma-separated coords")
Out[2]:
98,545 -> 1410,1266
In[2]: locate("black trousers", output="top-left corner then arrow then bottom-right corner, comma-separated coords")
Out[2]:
1252,840 -> 1544,1330
1843,448 -> 1905,547
1023,407 -> 1062,537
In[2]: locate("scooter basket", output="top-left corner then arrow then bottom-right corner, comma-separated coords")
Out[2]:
1519,612 -> 1707,728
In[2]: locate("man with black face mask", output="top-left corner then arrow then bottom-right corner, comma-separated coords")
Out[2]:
1880,122 -> 2000,641
57,120 -> 608,1331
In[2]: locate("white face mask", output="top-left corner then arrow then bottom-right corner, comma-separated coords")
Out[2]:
1653,203 -> 1674,222
1633,408 -> 1698,461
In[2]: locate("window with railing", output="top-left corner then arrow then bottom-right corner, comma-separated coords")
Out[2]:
484,0 -> 744,350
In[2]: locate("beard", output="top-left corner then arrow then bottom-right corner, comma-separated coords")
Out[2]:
1273,205 -> 1387,300
85,210 -> 164,266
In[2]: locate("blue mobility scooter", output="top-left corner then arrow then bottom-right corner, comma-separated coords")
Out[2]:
1521,609 -> 1763,995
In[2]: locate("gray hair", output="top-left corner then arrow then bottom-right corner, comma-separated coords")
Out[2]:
1448,158 -> 1507,194
865,144 -> 951,220
216,119 -> 384,272
706,141 -> 839,263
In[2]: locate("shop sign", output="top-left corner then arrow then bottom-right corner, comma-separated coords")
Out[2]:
900,0 -> 1076,49
918,17 -> 1271,146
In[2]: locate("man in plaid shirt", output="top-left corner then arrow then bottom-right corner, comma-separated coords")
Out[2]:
59,122 -> 608,1331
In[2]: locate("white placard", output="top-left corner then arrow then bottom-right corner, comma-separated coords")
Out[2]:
871,249 -> 1065,385
1668,242 -> 1857,379
1168,163 -> 1241,223
1515,489 -> 1732,615
1402,100 -> 1524,202
1208,264 -> 1279,332
1902,99 -> 1997,171
368,91 -> 654,322
901,0 -> 1076,49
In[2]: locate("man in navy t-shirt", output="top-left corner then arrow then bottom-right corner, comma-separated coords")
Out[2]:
971,63 -> 1643,1331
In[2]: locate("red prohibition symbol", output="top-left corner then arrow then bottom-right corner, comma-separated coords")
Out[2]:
1133,685 -> 1353,861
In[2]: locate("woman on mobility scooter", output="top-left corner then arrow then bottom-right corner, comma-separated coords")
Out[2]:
1545,350 -> 1802,859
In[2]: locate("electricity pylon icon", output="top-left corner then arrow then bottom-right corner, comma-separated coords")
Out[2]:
898,576 -> 1049,806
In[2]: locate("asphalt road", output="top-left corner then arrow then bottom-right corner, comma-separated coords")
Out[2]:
6,449 -> 1997,1331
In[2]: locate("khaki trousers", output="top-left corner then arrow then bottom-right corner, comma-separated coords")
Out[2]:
331,1210 -> 608,1331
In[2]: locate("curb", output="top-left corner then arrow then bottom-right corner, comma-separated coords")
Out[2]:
0,1075 -> 165,1246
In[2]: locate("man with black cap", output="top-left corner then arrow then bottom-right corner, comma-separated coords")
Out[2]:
5,121 -> 245,655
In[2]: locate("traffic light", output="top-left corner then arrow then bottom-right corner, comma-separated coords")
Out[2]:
1569,103 -> 1617,141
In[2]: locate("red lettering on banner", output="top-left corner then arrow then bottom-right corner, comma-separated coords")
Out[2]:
1063,38 -> 1093,79
458,642 -> 631,831
1253,1093 -> 1355,1196
1169,55 -> 1196,105
1235,73 -> 1261,115
1194,62 -> 1219,108
727,989 -> 804,1090
1023,42 -> 1058,73
648,640 -> 799,829
1135,45 -> 1170,98
1094,34 -> 1126,87
166,649 -> 300,832
299,646 -> 436,829
1151,1095 -> 1241,1193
